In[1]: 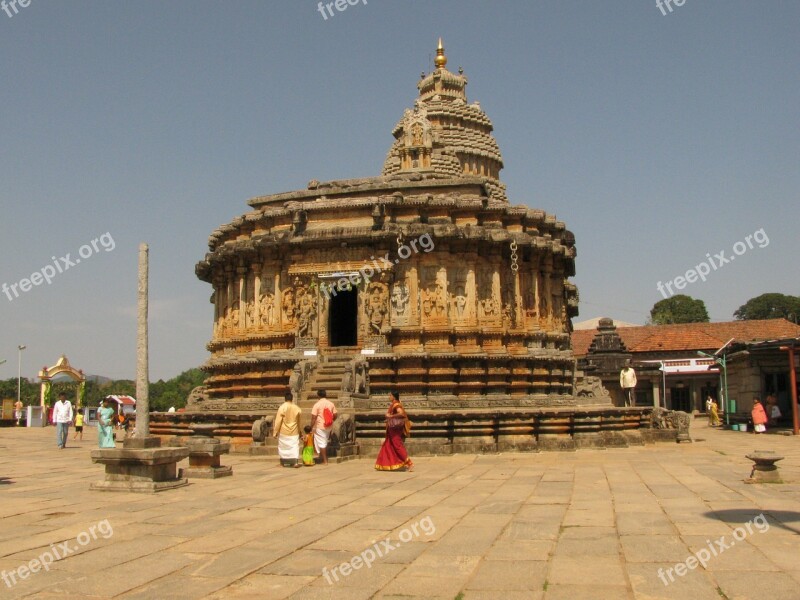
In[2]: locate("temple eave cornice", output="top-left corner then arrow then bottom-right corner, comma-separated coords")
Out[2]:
246,175 -> 499,208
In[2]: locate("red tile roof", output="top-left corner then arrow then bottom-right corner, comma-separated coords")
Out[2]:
571,319 -> 800,357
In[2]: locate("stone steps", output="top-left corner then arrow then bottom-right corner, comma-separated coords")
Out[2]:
297,355 -> 350,410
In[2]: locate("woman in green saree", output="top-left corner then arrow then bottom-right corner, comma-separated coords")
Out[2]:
97,399 -> 116,448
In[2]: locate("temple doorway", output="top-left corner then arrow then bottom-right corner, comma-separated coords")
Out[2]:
329,288 -> 358,347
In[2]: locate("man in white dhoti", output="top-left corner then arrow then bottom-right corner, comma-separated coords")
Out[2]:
273,391 -> 302,468
310,390 -> 338,465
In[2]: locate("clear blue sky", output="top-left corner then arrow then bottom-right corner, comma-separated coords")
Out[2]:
1,1 -> 798,381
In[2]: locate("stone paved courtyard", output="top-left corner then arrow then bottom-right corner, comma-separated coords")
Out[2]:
1,422 -> 798,599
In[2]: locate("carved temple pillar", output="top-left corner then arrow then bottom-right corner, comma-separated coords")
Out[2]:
225,266 -> 235,337
237,265 -> 247,331
252,263 -> 262,331
530,254 -> 541,324
542,255 -> 553,329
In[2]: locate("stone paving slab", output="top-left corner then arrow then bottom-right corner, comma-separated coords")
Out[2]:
0,422 -> 799,599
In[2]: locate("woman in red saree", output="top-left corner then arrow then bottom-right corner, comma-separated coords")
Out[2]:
375,391 -> 414,471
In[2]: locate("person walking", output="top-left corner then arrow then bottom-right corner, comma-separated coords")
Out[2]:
310,390 -> 337,465
709,398 -> 721,427
751,398 -> 768,434
14,399 -> 24,426
73,409 -> 85,441
97,399 -> 116,448
272,391 -> 302,468
375,391 -> 413,472
53,393 -> 74,449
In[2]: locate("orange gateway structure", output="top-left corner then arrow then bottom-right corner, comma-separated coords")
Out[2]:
162,41 -> 668,454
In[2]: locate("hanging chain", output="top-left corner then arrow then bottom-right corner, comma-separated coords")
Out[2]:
510,240 -> 519,273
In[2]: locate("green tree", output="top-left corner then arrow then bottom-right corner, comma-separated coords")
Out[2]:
0,378 -> 38,404
649,295 -> 710,325
733,293 -> 800,321
149,369 -> 206,412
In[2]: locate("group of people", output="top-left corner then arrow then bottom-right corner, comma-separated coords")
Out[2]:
707,394 -> 783,434
705,396 -> 721,426
751,395 -> 782,434
273,390 -> 339,468
272,389 -> 413,472
49,394 -> 125,449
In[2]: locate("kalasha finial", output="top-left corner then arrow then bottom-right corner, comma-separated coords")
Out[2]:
434,37 -> 447,69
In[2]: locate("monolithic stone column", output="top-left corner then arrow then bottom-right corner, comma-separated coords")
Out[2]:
136,243 -> 150,438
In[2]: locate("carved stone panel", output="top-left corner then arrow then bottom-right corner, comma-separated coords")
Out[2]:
448,267 -> 469,324
295,284 -> 318,339
259,275 -> 276,329
390,278 -> 411,325
477,265 -> 500,324
365,282 -> 390,335
420,266 -> 446,324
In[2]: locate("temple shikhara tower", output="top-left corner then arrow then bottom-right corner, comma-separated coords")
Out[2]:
181,41 -> 651,453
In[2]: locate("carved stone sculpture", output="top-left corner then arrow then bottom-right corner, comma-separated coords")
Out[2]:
574,376 -> 611,401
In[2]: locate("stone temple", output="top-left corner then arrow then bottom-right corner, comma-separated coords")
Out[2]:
167,41 -> 667,453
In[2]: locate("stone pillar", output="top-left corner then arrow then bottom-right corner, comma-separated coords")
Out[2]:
491,266 -> 501,321
531,255 -> 541,322
91,243 -> 190,492
542,256 -> 553,328
225,266 -> 234,335
212,278 -> 220,338
274,271 -> 283,331
252,263 -> 262,330
136,243 -> 150,438
437,265 -> 448,321
237,265 -> 247,331
466,254 -> 477,325
407,260 -> 419,325
652,380 -> 661,408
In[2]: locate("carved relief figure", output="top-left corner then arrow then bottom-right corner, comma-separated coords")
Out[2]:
229,301 -> 241,332
434,282 -> 446,317
245,301 -> 255,329
365,284 -> 389,334
296,289 -> 317,338
448,268 -> 467,321
455,285 -> 467,318
391,282 -> 410,319
282,289 -> 296,326
478,278 -> 498,319
502,279 -> 516,328
260,292 -> 275,327
411,123 -> 423,146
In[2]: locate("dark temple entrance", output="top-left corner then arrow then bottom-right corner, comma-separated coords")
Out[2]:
329,288 -> 358,347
